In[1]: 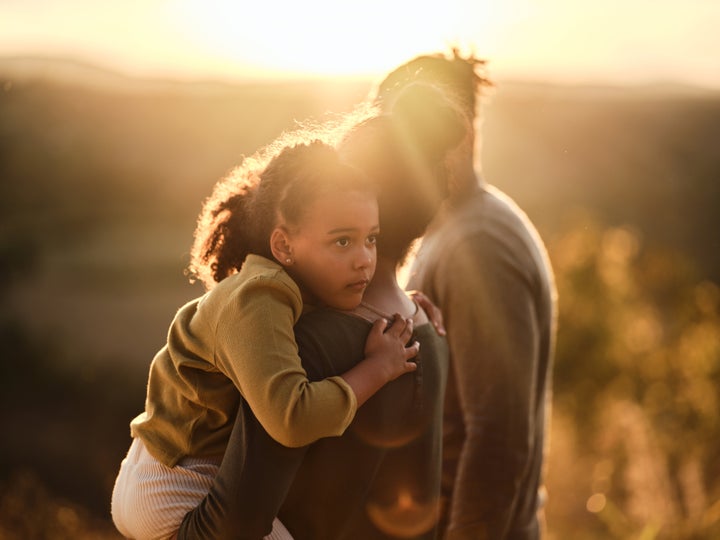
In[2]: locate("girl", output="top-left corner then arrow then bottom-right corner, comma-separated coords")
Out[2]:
111,139 -> 419,540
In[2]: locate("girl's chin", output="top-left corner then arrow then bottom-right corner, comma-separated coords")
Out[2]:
327,295 -> 363,312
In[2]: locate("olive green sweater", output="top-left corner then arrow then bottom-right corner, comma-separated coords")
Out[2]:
130,254 -> 357,467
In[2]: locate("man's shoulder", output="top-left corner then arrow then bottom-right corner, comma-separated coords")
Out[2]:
418,185 -> 548,274
463,185 -> 527,226
449,186 -> 541,244
295,309 -> 371,357
295,309 -> 369,378
296,308 -> 368,335
429,189 -> 503,250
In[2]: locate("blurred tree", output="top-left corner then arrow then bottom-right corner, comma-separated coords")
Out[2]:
549,211 -> 720,539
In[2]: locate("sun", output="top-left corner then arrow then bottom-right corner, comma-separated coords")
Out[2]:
165,0 -> 503,79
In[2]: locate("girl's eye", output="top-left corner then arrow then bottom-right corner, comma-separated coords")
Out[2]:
367,235 -> 378,246
335,237 -> 351,248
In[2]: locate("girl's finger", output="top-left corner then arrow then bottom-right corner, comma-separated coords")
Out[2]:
385,314 -> 407,336
404,340 -> 420,360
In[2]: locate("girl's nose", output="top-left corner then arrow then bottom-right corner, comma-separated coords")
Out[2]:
355,245 -> 374,269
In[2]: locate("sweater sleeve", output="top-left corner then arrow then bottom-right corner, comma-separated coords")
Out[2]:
420,231 -> 540,540
213,273 -> 357,448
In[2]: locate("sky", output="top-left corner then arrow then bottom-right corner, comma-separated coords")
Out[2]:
1,0 -> 719,88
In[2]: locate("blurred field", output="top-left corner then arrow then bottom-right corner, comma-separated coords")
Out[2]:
1,57 -> 719,539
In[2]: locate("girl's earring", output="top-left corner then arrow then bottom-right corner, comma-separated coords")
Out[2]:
285,258 -> 293,265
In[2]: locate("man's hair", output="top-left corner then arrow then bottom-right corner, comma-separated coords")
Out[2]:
374,48 -> 493,121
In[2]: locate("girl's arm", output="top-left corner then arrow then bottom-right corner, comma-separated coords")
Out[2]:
213,268 -> 417,448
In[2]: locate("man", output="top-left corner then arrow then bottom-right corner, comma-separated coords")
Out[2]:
376,50 -> 558,540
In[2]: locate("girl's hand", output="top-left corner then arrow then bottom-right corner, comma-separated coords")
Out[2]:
407,290 -> 446,336
341,314 -> 419,407
364,314 -> 419,382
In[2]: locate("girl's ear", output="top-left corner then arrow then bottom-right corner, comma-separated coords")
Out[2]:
270,226 -> 294,266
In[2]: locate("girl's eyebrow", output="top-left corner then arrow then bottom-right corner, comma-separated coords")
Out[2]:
326,227 -> 356,235
327,224 -> 380,235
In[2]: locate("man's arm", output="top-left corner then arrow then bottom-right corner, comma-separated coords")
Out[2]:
177,400 -> 307,540
427,233 -> 540,539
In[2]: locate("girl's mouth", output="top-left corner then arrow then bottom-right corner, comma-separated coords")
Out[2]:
348,279 -> 370,292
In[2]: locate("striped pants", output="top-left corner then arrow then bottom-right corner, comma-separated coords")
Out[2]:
111,437 -> 293,540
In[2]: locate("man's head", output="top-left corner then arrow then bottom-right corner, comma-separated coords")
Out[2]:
374,48 -> 492,126
374,49 -> 493,199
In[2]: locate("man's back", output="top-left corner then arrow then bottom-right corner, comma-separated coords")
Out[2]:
407,182 -> 557,540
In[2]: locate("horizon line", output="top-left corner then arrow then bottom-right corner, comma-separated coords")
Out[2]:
1,53 -> 719,95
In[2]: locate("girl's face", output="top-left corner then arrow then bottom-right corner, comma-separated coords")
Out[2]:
285,189 -> 379,310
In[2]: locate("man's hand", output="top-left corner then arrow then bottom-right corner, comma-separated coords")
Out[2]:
408,290 -> 446,336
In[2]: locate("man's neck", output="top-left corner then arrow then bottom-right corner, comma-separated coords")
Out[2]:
360,257 -> 416,318
449,171 -> 483,207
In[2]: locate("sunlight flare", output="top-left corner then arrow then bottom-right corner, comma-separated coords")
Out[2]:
166,0 -> 503,77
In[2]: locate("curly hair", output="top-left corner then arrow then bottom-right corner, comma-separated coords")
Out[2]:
188,135 -> 374,290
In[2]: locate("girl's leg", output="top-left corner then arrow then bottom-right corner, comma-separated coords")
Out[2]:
111,437 -> 220,540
